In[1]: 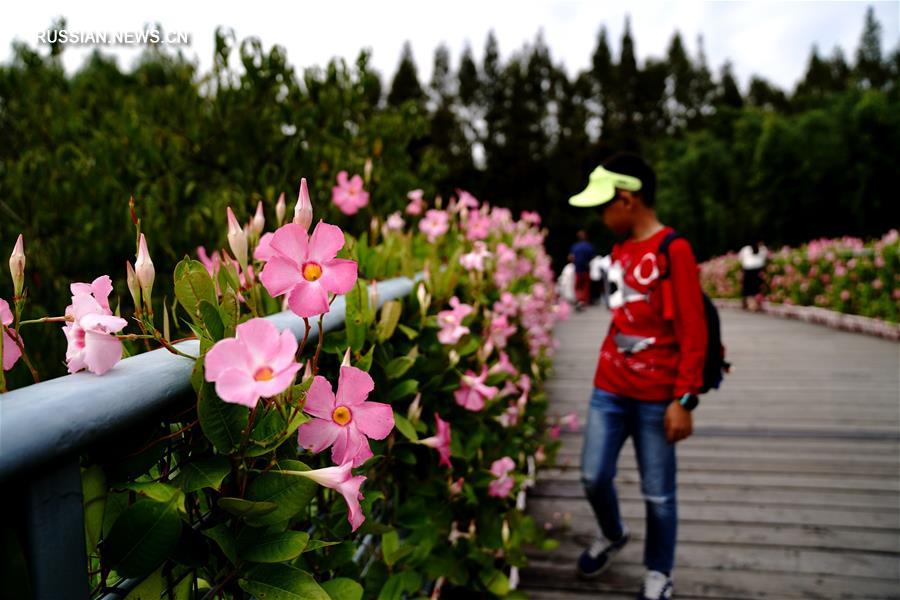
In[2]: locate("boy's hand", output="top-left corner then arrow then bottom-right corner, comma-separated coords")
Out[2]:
664,401 -> 693,443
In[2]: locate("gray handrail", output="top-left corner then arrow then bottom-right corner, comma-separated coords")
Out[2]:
0,275 -> 419,482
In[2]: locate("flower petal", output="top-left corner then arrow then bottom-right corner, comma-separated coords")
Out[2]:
205,338 -> 249,382
2,329 -> 22,371
235,318 -> 282,367
255,362 -> 301,397
340,474 -> 367,531
287,281 -> 330,318
82,331 -> 123,375
331,426 -> 364,466
303,376 -> 336,419
214,368 -> 260,408
320,259 -> 358,295
254,232 -> 276,262
260,257 -> 303,298
297,418 -> 342,454
336,366 -> 374,406
269,223 -> 309,261
352,402 -> 394,440
0,298 -> 13,326
307,222 -> 346,263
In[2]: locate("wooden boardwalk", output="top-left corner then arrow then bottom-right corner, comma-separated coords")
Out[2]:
523,306 -> 900,600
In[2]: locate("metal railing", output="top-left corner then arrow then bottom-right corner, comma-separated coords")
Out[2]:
0,275 -> 419,600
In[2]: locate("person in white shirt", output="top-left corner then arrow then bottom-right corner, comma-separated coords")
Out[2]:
589,254 -> 611,307
738,242 -> 768,310
558,254 -> 577,305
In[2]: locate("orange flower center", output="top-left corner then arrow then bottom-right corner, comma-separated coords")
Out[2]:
302,262 -> 323,282
332,406 -> 352,426
254,366 -> 274,381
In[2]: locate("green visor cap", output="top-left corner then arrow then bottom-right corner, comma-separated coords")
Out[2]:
568,166 -> 642,207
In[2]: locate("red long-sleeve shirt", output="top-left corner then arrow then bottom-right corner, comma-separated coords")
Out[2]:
594,227 -> 707,401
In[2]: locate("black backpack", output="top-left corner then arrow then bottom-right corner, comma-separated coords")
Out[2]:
657,231 -> 730,393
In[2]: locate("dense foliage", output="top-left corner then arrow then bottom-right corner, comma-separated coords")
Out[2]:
700,229 -> 900,322
1,10 -> 898,379
2,188 -> 569,598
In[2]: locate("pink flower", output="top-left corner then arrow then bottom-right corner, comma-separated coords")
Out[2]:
419,209 -> 449,243
840,289 -> 851,301
873,279 -> 883,291
459,241 -> 492,272
488,457 -> 516,498
298,366 -> 394,467
204,319 -> 301,407
405,189 -> 426,216
488,314 -> 517,349
63,276 -> 128,375
384,212 -> 405,232
259,222 -> 358,318
561,412 -> 580,432
520,211 -> 541,225
449,477 -> 465,496
465,211 -> 491,241
457,190 -> 480,211
294,178 -> 313,230
1,298 -> 22,371
197,246 -> 222,278
497,403 -> 520,428
454,367 -> 499,412
549,425 -> 561,440
420,413 -> 452,468
331,171 -> 369,215
489,351 -> 518,377
437,297 -> 473,345
287,462 -> 366,531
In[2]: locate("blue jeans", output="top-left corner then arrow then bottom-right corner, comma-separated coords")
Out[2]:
581,388 -> 677,574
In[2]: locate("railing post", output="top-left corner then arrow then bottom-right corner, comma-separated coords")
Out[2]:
23,457 -> 89,600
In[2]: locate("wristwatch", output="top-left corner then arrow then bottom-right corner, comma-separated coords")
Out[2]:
676,393 -> 699,411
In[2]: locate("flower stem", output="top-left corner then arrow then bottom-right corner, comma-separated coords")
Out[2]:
18,315 -> 70,327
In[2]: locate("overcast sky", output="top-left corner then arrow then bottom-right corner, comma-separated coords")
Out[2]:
2,1 -> 897,92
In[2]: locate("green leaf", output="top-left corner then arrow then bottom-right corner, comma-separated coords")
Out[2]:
220,289 -> 240,336
104,497 -> 182,579
396,323 -> 419,340
239,530 -> 310,563
322,578 -> 363,600
245,460 -> 317,526
174,258 -> 217,323
377,571 -> 421,600
124,565 -> 163,599
217,497 -> 279,518
246,409 -> 310,457
381,530 -> 401,567
386,379 -> 418,403
303,539 -> 340,553
376,300 -> 402,342
384,356 -> 415,380
199,299 -> 225,341
392,413 -> 418,442
356,345 -> 374,372
345,280 -> 370,352
120,482 -> 185,512
480,567 -> 510,596
457,335 -> 480,356
172,572 -> 194,600
82,465 -> 106,552
239,564 -> 330,600
198,382 -> 249,454
203,524 -> 237,564
175,456 -> 231,492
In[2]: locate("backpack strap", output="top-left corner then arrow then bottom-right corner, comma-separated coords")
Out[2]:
657,230 -> 684,280
656,230 -> 684,320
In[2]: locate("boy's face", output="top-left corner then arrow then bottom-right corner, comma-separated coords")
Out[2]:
601,189 -> 637,236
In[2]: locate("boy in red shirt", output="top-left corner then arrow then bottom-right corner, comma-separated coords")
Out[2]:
568,152 -> 707,600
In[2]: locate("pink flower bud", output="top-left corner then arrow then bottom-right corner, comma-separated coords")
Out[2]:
125,261 -> 141,309
135,234 -> 155,305
341,347 -> 352,367
293,178 -> 313,231
226,207 -> 248,270
251,201 -> 265,237
8,234 -> 25,297
275,192 -> 286,226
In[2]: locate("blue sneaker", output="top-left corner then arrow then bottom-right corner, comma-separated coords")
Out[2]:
637,570 -> 673,600
576,527 -> 630,578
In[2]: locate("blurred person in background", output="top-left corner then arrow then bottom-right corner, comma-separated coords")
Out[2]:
738,241 -> 768,310
570,230 -> 596,311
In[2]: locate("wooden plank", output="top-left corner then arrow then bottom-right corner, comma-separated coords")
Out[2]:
531,480 -> 900,512
528,536 -> 900,580
520,562 -> 900,600
528,497 -> 900,531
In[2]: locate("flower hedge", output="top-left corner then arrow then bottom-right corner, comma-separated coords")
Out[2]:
700,230 -> 900,323
1,178 -> 569,599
